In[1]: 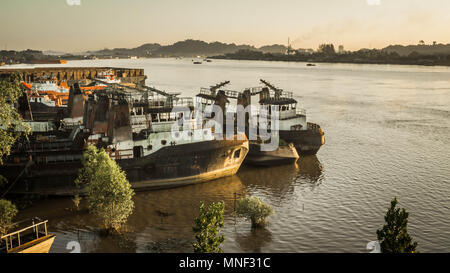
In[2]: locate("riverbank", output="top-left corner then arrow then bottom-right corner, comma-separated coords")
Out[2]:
210,49 -> 450,67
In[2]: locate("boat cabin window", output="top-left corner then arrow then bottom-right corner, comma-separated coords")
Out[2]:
133,146 -> 143,158
160,112 -> 168,122
234,149 -> 241,159
291,124 -> 303,131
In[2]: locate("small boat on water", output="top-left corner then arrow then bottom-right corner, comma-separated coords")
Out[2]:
306,63 -> 316,66
1,218 -> 55,253
193,61 -> 202,64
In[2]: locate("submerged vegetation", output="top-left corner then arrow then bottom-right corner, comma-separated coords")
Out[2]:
377,197 -> 418,253
192,201 -> 225,253
236,196 -> 273,228
75,146 -> 135,232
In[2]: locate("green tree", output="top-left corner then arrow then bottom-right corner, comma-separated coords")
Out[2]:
0,76 -> 31,195
318,44 -> 336,55
0,76 -> 30,195
0,199 -> 18,236
75,146 -> 135,232
192,201 -> 225,253
0,75 -> 30,165
236,196 -> 273,228
377,197 -> 418,253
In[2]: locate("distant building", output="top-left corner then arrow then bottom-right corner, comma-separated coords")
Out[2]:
297,48 -> 314,55
338,45 -> 345,54
285,37 -> 296,55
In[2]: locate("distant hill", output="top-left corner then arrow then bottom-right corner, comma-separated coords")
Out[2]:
383,44 -> 450,56
87,39 -> 261,57
87,43 -> 162,57
147,39 -> 256,57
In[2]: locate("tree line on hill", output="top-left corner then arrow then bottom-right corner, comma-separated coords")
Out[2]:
212,42 -> 450,66
3,39 -> 450,66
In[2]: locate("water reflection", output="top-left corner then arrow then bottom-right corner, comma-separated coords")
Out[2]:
238,155 -> 324,198
89,232 -> 137,253
235,228 -> 273,252
18,156 -> 325,253
296,156 -> 324,183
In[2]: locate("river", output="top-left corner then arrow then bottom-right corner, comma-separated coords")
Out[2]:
11,58 -> 450,252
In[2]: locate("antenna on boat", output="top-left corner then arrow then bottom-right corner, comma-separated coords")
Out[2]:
209,80 -> 230,95
260,79 -> 283,92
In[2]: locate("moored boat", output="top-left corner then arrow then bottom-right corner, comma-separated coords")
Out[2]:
256,79 -> 325,155
195,81 -> 304,166
0,82 -> 248,196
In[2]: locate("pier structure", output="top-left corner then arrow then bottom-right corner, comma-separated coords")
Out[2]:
0,67 -> 147,85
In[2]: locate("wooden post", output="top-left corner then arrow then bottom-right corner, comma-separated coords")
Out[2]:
234,192 -> 236,212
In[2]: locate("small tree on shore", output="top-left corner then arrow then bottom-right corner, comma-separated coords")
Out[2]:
376,197 -> 418,253
0,76 -> 31,164
236,196 -> 273,228
75,146 -> 135,232
0,76 -> 31,192
0,199 -> 18,236
192,201 -> 225,253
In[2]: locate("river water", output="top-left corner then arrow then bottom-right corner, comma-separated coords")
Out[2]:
11,58 -> 450,253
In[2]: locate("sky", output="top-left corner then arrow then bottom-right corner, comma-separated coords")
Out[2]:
1,0 -> 450,52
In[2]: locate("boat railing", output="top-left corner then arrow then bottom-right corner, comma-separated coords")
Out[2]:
307,122 -> 322,133
1,219 -> 50,253
30,141 -> 73,152
277,91 -> 293,99
147,100 -> 166,108
247,87 -> 263,95
222,89 -> 239,99
199,88 -> 212,95
296,108 -> 307,116
172,97 -> 194,107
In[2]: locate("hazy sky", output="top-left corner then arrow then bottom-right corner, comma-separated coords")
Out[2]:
1,0 -> 450,52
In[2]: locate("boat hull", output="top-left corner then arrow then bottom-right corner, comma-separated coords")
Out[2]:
0,139 -> 249,196
244,143 -> 299,166
279,128 -> 325,156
